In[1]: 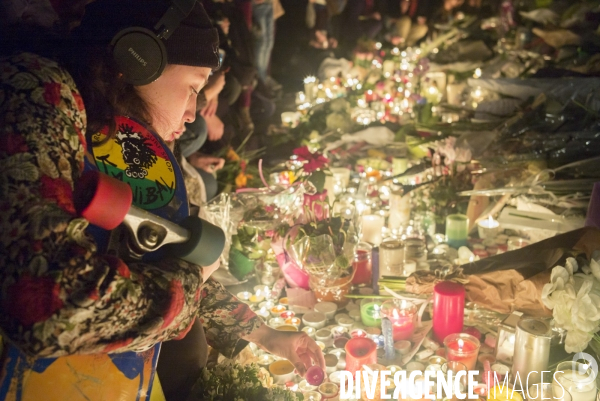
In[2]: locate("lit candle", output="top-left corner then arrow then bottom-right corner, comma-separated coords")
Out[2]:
304,76 -> 317,102
351,328 -> 368,338
345,338 -> 378,376
256,307 -> 270,319
268,317 -> 284,327
302,326 -> 316,338
270,304 -> 287,317
359,299 -> 382,327
361,214 -> 384,245
381,300 -> 417,341
444,333 -> 481,370
249,290 -> 265,303
553,362 -> 597,401
432,281 -> 465,343
285,317 -> 301,327
236,291 -> 252,303
446,214 -> 469,248
269,360 -> 296,384
394,340 -> 411,355
477,215 -> 500,239
280,311 -> 295,319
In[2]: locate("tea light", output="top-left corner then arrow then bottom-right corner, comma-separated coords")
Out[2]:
257,353 -> 276,366
325,354 -> 338,374
349,309 -> 361,322
429,356 -> 447,365
316,329 -> 333,343
444,333 -> 481,370
280,311 -> 295,319
315,341 -> 326,351
315,302 -> 338,320
329,349 -> 347,369
334,337 -> 349,349
303,391 -> 322,401
259,300 -> 276,310
236,291 -> 252,303
329,371 -> 343,384
318,382 -> 339,399
256,306 -> 271,319
365,327 -> 381,340
406,362 -> 425,372
394,340 -> 411,355
249,290 -> 265,303
279,297 -> 289,305
334,313 -> 350,323
298,379 -> 318,392
345,301 -> 359,312
361,214 -> 385,245
271,304 -> 287,317
286,317 -> 302,327
477,216 -> 500,239
254,284 -> 270,296
491,363 -> 510,379
426,364 -> 442,373
302,326 -> 316,338
303,312 -> 327,329
351,328 -> 368,338
473,383 -> 488,398
268,317 -> 285,328
387,365 -> 403,375
331,326 -> 349,338
269,360 -> 296,384
337,317 -> 354,330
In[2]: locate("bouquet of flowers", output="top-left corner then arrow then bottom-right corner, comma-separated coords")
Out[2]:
541,255 -> 600,353
187,362 -> 303,401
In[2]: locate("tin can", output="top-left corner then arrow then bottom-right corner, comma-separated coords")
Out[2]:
511,318 -> 551,384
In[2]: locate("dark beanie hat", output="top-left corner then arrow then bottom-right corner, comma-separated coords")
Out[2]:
75,0 -> 220,69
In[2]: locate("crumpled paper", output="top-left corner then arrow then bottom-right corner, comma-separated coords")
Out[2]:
406,227 -> 600,316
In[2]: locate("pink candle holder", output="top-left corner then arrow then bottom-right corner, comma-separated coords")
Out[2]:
444,333 -> 481,371
345,338 -> 377,376
381,299 -> 417,341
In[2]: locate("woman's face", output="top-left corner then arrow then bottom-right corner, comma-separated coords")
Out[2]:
136,64 -> 211,143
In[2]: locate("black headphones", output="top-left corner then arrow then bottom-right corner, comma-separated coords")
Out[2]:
110,0 -> 196,86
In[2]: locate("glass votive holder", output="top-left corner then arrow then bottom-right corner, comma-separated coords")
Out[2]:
446,214 -> 469,249
352,242 -> 373,285
303,390 -> 322,401
507,237 -> 530,251
379,238 -> 403,277
443,333 -> 480,371
359,298 -> 383,327
257,260 -> 281,286
553,362 -> 597,401
380,299 -> 417,341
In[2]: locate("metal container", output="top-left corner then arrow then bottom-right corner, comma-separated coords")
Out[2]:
511,318 -> 552,384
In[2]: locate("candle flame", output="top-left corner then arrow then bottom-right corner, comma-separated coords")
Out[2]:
256,290 -> 262,297
392,308 -> 400,319
458,339 -> 464,350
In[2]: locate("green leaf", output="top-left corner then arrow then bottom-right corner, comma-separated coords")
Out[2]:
307,170 -> 326,193
10,72 -> 39,90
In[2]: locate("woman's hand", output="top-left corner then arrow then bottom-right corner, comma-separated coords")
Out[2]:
243,324 -> 326,376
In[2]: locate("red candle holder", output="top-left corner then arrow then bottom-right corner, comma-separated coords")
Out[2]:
444,333 -> 481,371
433,281 -> 465,343
380,299 -> 417,341
344,338 -> 377,376
352,242 -> 372,285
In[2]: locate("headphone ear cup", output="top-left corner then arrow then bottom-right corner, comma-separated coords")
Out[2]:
111,27 -> 167,86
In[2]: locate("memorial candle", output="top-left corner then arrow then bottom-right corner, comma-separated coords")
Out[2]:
352,243 -> 373,285
445,214 -> 469,248
553,362 -> 597,401
360,298 -> 382,327
345,338 -> 377,376
381,300 -> 417,341
444,333 -> 480,370
432,281 -> 465,343
361,214 -> 384,245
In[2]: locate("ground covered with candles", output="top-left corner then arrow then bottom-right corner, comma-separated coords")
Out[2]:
193,3 -> 600,400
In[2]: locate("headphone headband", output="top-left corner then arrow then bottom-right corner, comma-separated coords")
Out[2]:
154,0 -> 196,40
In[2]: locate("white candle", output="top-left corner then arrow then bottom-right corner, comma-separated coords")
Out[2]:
361,214 -> 384,245
477,215 -> 500,239
304,76 -> 316,102
553,369 -> 597,401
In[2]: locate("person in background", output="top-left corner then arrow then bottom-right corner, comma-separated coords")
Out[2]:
338,0 -> 385,57
386,0 -> 430,47
0,1 -> 325,400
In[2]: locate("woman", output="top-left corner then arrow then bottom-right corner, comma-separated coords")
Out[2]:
0,0 -> 324,398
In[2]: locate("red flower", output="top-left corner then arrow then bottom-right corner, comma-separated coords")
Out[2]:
103,337 -> 134,353
292,146 -> 329,174
71,91 -> 85,111
161,280 -> 184,329
40,175 -> 75,214
43,82 -> 62,106
105,256 -> 131,279
6,275 -> 64,326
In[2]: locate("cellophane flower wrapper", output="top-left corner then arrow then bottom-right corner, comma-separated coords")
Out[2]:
405,227 -> 600,316
202,193 -> 233,270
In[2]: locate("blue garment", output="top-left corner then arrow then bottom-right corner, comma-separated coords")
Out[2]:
252,2 -> 275,82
